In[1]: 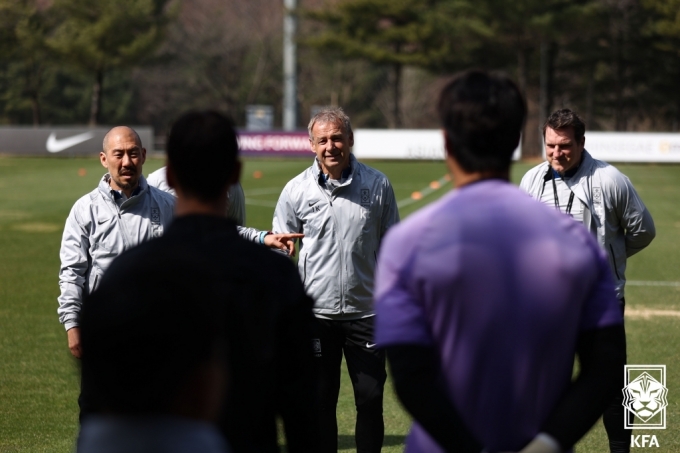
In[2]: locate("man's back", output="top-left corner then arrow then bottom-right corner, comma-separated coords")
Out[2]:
99,215 -> 317,453
376,180 -> 622,451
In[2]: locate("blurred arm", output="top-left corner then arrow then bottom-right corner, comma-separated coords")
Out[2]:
387,345 -> 482,452
540,325 -> 626,450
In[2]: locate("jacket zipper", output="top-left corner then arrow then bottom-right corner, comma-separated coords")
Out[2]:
302,254 -> 307,285
608,244 -> 621,280
108,196 -> 133,250
316,179 -> 345,313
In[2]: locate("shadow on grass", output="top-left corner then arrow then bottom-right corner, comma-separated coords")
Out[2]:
338,434 -> 406,450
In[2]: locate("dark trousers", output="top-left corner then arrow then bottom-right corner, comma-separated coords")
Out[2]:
603,298 -> 631,453
313,317 -> 386,453
78,372 -> 96,424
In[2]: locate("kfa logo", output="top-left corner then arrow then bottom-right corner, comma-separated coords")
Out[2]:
623,365 -> 668,429
631,435 -> 659,448
361,189 -> 370,207
592,187 -> 602,204
151,208 -> 162,237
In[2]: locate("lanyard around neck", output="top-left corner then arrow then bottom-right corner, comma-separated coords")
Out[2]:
551,174 -> 575,215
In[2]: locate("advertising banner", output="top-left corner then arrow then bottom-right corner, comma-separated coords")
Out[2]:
353,129 -> 522,161
576,132 -> 680,163
238,131 -> 310,157
236,129 -> 523,160
6,127 -> 677,162
0,126 -> 154,156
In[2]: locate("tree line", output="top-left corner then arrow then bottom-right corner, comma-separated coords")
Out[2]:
1,0 -> 679,155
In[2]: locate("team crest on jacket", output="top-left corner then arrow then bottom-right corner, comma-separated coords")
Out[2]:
151,208 -> 160,224
593,187 -> 602,204
361,189 -> 370,207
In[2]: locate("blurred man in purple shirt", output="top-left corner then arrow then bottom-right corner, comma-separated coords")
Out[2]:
374,70 -> 626,453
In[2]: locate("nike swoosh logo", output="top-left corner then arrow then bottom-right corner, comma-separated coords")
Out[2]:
46,131 -> 95,153
309,200 -> 319,207
366,342 -> 376,348
97,218 -> 109,225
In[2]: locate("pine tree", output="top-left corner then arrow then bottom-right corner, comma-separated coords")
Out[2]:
303,0 -> 489,128
47,0 -> 174,125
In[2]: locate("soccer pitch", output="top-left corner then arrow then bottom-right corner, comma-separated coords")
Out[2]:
0,156 -> 678,452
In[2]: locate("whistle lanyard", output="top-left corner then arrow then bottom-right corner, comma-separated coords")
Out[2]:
551,174 -> 575,215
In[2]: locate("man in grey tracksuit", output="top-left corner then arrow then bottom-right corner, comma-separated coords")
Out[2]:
273,107 -> 399,453
58,126 -> 176,419
520,109 -> 655,453
148,166 -> 247,225
147,166 -> 302,253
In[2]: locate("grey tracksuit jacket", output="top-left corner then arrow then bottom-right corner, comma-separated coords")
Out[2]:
147,166 -> 262,242
57,175 -> 176,330
520,150 -> 655,300
273,155 -> 399,318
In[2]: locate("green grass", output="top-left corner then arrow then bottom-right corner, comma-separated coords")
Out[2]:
1,157 -> 679,452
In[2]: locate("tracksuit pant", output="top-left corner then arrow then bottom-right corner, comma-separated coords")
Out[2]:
312,316 -> 386,453
603,298 -> 631,453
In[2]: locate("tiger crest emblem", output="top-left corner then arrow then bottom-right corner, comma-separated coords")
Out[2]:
622,371 -> 668,422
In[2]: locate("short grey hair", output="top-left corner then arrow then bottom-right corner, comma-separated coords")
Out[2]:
308,107 -> 353,140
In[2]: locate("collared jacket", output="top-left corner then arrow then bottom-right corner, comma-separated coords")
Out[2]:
147,166 -> 262,242
273,154 -> 399,317
57,174 -> 175,330
520,150 -> 655,299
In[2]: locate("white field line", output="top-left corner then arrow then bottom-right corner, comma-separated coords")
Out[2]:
397,175 -> 451,209
244,187 -> 282,208
626,307 -> 680,319
627,281 -> 680,287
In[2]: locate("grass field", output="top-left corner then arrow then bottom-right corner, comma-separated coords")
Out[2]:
0,156 -> 679,452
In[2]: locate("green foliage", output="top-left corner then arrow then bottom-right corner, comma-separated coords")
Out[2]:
304,0 -> 490,69
643,0 -> 680,40
0,0 -> 174,125
302,0 -> 493,127
44,0 -> 174,124
0,0 -> 55,124
1,0 -> 680,132
643,0 -> 680,61
47,0 -> 171,73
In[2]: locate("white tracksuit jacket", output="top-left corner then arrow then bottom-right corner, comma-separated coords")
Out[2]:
520,150 -> 655,300
57,174 -> 176,330
273,155 -> 399,318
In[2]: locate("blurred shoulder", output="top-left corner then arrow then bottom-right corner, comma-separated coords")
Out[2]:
148,184 -> 176,207
519,161 -> 549,188
287,164 -> 316,187
356,160 -> 391,184
382,191 -> 450,247
146,166 -> 166,184
590,158 -> 631,187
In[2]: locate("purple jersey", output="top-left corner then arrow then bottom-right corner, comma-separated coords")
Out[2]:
375,180 -> 622,452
